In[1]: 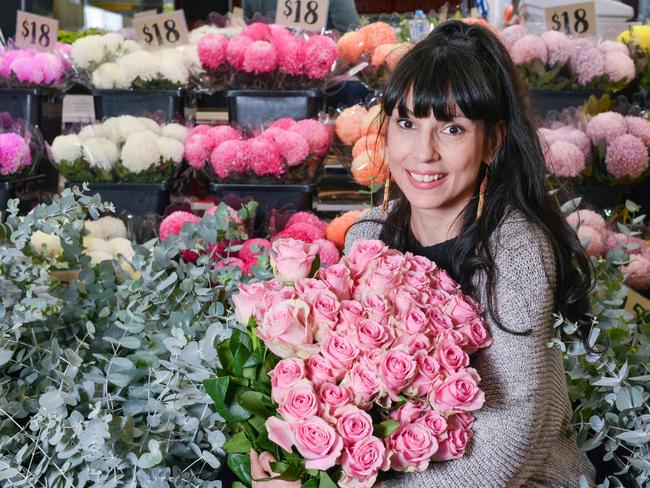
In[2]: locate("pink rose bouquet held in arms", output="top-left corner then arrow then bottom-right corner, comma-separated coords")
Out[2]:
204,238 -> 491,487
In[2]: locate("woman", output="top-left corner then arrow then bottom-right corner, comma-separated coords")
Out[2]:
345,21 -> 596,487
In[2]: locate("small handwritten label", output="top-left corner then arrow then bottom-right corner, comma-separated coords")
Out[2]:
62,95 -> 96,124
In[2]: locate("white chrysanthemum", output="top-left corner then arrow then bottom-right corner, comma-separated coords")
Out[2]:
85,216 -> 127,239
83,236 -> 109,253
178,44 -> 201,74
31,231 -> 62,259
116,51 -> 158,87
107,237 -> 134,259
71,35 -> 105,69
115,115 -> 147,143
161,123 -> 189,143
122,39 -> 141,54
92,62 -> 126,89
157,136 -> 184,163
121,131 -> 161,173
157,49 -> 190,84
87,249 -> 114,265
51,134 -> 83,163
78,125 -> 100,141
101,33 -> 126,55
81,137 -> 119,171
94,117 -> 119,142
136,117 -> 161,135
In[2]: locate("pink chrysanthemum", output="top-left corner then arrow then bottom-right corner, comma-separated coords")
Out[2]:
242,40 -> 278,74
603,230 -> 647,254
546,141 -> 586,178
208,125 -> 240,149
242,22 -> 272,42
269,24 -> 292,41
262,128 -> 310,167
314,239 -> 340,267
510,35 -> 547,65
286,211 -> 327,233
605,134 -> 649,179
189,125 -> 212,137
586,112 -> 626,145
359,22 -> 397,53
598,40 -> 629,56
337,31 -> 366,64
554,128 -> 591,157
566,209 -> 605,230
540,30 -> 572,67
304,35 -> 338,79
159,211 -> 200,240
239,238 -> 271,268
289,119 -> 331,157
604,51 -> 635,83
577,226 -> 606,257
227,35 -> 253,70
0,50 -> 32,78
35,53 -> 65,84
336,105 -> 368,145
269,117 -> 296,130
11,56 -> 44,84
625,117 -> 650,147
248,137 -> 284,176
275,34 -> 305,76
211,139 -> 250,178
273,222 -> 324,243
621,254 -> 650,289
198,33 -> 228,70
500,25 -> 528,47
184,133 -> 212,169
570,46 -> 605,86
0,133 -> 30,176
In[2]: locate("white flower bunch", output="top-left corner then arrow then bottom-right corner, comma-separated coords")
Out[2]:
71,33 -> 139,71
50,116 -> 189,180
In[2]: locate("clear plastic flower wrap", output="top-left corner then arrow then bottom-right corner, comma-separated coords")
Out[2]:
184,114 -> 333,184
0,112 -> 44,180
49,114 -> 189,183
0,41 -> 75,90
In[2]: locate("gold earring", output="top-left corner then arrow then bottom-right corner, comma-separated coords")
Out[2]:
476,166 -> 489,220
381,171 -> 391,215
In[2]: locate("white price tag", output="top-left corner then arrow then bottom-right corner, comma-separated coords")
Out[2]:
62,95 -> 96,124
275,0 -> 329,31
134,10 -> 189,50
544,2 -> 597,38
15,11 -> 58,53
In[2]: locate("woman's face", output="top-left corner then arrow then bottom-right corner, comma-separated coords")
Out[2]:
386,99 -> 487,215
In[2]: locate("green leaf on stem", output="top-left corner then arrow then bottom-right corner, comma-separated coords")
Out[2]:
373,419 -> 400,437
228,453 -> 252,485
224,431 -> 253,454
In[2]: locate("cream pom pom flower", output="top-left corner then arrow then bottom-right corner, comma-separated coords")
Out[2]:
31,231 -> 62,260
107,237 -> 134,259
122,39 -> 141,54
116,50 -> 158,86
51,134 -> 83,163
157,50 -> 190,85
87,249 -> 115,265
161,123 -> 189,143
97,118 -> 121,142
101,33 -> 126,54
85,216 -> 127,240
71,35 -> 105,69
121,131 -> 161,173
82,137 -> 120,171
157,136 -> 185,163
113,115 -> 147,143
179,44 -> 202,75
78,125 -> 101,141
137,117 -> 161,135
92,62 -> 126,89
83,236 -> 109,253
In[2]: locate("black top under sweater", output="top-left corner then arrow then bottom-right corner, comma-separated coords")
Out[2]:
404,229 -> 460,282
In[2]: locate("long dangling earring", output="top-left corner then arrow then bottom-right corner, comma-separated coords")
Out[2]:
476,164 -> 489,220
381,170 -> 391,215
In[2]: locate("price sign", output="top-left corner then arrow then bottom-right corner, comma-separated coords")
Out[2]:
15,11 -> 58,52
544,2 -> 597,38
134,10 -> 189,50
62,95 -> 96,124
275,0 -> 329,31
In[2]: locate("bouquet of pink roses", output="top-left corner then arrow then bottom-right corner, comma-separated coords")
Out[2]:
205,238 -> 491,487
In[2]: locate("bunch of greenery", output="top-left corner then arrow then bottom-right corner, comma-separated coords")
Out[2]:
0,188 -> 256,486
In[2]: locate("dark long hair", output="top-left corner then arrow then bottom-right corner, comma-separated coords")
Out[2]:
373,20 -> 593,335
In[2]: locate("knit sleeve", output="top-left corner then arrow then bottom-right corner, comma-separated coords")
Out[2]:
382,216 -> 574,488
343,208 -> 384,256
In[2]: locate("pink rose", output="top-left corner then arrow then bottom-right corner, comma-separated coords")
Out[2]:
347,239 -> 388,276
318,263 -> 352,300
336,405 -> 373,445
429,368 -> 485,414
458,318 -> 492,353
344,356 -> 381,406
353,319 -> 395,352
450,294 -> 480,325
389,399 -> 428,424
278,379 -> 319,422
407,254 -> 434,274
257,299 -> 318,359
432,427 -> 471,461
434,339 -> 470,374
310,290 -> 341,341
386,423 -> 438,472
394,286 -> 425,317
306,354 -> 339,386
396,333 -> 432,356
418,411 -> 448,438
427,308 -> 454,333
341,436 -> 387,486
295,277 -> 329,300
426,289 -> 452,307
357,260 -> 399,298
337,300 -> 366,335
448,412 -> 474,430
292,417 -> 344,470
404,352 -> 442,397
232,282 -> 267,325
399,308 -> 429,335
438,329 -> 470,347
319,382 -> 351,422
362,294 -> 390,324
262,285 -> 296,316
269,358 -> 306,404
321,333 -> 359,372
250,450 -> 300,488
431,268 -> 459,293
270,238 -> 318,283
379,349 -> 417,399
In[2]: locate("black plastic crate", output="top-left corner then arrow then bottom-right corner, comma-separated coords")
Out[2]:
209,182 -> 316,228
0,174 -> 47,217
0,88 -> 63,143
226,89 -> 322,127
93,89 -> 185,120
66,181 -> 171,216
529,90 -> 601,117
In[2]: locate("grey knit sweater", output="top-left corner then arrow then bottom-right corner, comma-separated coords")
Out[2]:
345,206 -> 596,488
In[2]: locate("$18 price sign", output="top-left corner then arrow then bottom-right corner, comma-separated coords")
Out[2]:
134,10 -> 189,50
275,0 -> 329,31
544,2 -> 597,38
15,11 -> 58,53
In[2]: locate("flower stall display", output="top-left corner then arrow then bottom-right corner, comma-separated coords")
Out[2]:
51,115 -> 188,183
185,117 -> 332,183
197,22 -> 338,90
0,43 -> 73,88
205,237 -> 491,487
500,25 -> 636,93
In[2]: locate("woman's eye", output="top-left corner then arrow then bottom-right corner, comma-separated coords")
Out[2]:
442,125 -> 464,136
397,118 -> 414,130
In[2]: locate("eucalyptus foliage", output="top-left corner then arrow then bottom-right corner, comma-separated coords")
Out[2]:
552,200 -> 650,488
0,188 -> 256,487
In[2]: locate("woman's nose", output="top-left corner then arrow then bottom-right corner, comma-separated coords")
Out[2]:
412,134 -> 441,163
